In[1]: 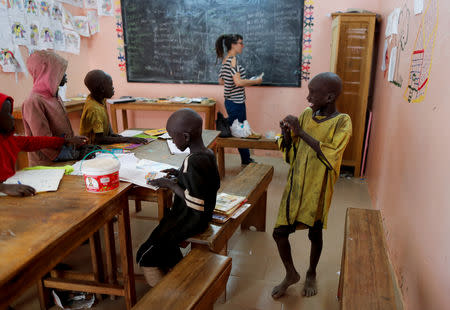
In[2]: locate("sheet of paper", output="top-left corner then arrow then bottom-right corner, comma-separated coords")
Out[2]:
119,129 -> 143,137
167,139 -> 190,154
73,16 -> 90,37
84,0 -> 98,9
136,159 -> 177,172
385,8 -> 401,37
64,29 -> 80,54
98,0 -> 114,16
414,0 -> 423,15
158,132 -> 171,139
87,10 -> 99,35
4,169 -> 65,192
381,39 -> 388,71
388,46 -> 397,82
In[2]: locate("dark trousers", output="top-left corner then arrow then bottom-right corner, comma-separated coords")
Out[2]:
225,99 -> 251,164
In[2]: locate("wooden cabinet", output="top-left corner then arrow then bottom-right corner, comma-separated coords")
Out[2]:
330,13 -> 377,176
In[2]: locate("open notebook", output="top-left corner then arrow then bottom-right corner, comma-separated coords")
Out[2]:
2,169 -> 65,193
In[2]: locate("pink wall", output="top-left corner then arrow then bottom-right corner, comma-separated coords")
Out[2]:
366,0 -> 450,309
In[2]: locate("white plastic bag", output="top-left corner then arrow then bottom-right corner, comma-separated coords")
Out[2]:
230,119 -> 252,138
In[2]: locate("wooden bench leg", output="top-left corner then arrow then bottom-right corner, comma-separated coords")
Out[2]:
117,196 -> 136,309
104,220 -> 118,300
241,190 -> 267,232
217,146 -> 225,179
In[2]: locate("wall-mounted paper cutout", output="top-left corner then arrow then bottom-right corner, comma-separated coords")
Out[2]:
87,10 -> 99,35
98,0 -> 113,16
60,0 -> 83,8
387,46 -> 397,82
51,2 -> 64,23
53,25 -> 65,51
0,45 -> 26,73
84,0 -> 97,9
10,15 -> 28,46
39,0 -> 52,19
385,8 -> 401,37
40,23 -> 54,49
72,15 -> 90,37
8,0 -> 24,14
414,0 -> 424,15
28,21 -> 40,48
64,29 -> 80,54
62,6 -> 74,30
24,0 -> 39,16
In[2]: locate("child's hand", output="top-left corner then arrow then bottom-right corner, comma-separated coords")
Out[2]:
126,137 -> 150,145
0,184 -> 36,196
161,168 -> 179,177
65,136 -> 88,146
148,177 -> 175,189
282,115 -> 301,136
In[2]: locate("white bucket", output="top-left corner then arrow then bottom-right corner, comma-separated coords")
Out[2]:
81,157 -> 120,193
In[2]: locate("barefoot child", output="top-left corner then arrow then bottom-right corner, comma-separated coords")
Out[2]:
136,108 -> 220,287
0,93 -> 87,196
80,70 -> 148,145
272,72 -> 352,299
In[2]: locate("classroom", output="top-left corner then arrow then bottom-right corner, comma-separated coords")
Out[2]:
0,0 -> 448,309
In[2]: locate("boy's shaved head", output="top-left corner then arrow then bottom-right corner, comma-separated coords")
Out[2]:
309,72 -> 343,96
167,108 -> 203,137
84,70 -> 109,93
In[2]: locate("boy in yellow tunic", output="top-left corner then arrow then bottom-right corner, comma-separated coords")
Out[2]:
272,72 -> 352,299
80,70 -> 148,145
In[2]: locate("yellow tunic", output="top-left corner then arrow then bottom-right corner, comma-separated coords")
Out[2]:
275,107 -> 352,229
79,95 -> 111,144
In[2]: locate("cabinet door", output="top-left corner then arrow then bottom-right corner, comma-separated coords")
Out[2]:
332,15 -> 375,175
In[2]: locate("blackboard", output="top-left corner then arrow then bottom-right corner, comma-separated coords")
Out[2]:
121,0 -> 304,87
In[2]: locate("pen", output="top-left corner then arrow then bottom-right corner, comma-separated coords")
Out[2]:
17,180 -> 22,185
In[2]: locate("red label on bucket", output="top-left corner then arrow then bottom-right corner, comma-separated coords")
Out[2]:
84,171 -> 119,193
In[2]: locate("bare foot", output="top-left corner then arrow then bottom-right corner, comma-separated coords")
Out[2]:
302,270 -> 318,297
271,272 -> 301,299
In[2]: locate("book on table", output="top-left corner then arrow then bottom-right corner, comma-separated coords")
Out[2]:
214,193 -> 247,215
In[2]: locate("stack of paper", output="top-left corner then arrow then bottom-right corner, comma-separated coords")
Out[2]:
3,169 -> 65,193
214,193 -> 247,215
167,139 -> 190,154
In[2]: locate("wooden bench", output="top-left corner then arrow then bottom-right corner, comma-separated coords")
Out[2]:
215,136 -> 278,178
188,163 -> 274,254
132,248 -> 231,310
338,208 -> 397,310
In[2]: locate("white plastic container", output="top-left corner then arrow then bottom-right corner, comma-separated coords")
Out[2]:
81,157 -> 120,193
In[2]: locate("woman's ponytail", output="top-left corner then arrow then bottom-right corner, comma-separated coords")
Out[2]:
215,35 -> 226,59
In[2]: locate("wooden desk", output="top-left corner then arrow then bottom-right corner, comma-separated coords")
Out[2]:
0,176 -> 136,309
215,136 -> 278,178
109,100 -> 216,132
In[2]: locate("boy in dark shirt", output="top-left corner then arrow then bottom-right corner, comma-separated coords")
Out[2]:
136,108 -> 220,286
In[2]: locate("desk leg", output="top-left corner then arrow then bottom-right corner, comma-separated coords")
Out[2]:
104,220 -> 118,300
89,232 -> 105,301
205,108 -> 213,130
217,146 -> 225,179
37,277 -> 51,310
157,189 -> 172,220
110,105 -> 118,133
121,110 -> 128,131
241,190 -> 267,232
117,196 -> 136,309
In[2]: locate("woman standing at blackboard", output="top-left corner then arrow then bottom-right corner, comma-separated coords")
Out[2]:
216,34 -> 263,165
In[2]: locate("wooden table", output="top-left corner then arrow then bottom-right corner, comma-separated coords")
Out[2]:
215,136 -> 278,178
0,176 -> 136,309
125,129 -> 220,219
109,100 -> 216,133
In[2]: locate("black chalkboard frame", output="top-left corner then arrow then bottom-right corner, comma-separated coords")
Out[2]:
120,0 -> 304,87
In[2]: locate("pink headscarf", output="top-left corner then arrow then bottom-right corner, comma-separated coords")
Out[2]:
26,50 -> 68,97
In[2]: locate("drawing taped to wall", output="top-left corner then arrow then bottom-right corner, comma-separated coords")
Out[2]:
404,0 -> 439,103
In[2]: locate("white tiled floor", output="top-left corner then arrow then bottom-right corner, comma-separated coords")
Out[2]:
11,154 -> 374,310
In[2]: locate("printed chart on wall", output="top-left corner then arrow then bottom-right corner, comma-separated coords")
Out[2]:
404,0 -> 439,103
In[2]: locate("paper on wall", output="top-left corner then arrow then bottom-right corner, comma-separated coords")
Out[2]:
97,0 -> 113,16
53,24 -> 65,51
0,19 -> 12,45
24,0 -> 39,16
414,0 -> 423,15
381,39 -> 388,71
7,0 -> 24,15
38,0 -> 52,19
62,6 -> 74,30
59,0 -> 84,8
28,20 -> 40,49
51,1 -> 64,23
388,46 -> 397,82
385,8 -> 401,37
0,0 -> 7,12
87,10 -> 99,35
72,15 -> 90,37
9,15 -> 28,46
84,0 -> 97,9
0,45 -> 27,73
39,21 -> 55,49
64,29 -> 80,54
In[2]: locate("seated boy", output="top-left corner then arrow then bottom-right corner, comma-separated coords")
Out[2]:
0,93 -> 87,196
80,70 -> 148,145
136,108 -> 220,287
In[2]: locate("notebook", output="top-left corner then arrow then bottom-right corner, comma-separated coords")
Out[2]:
214,193 -> 247,215
3,169 -> 65,193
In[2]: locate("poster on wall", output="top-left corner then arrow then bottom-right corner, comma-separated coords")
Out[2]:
98,0 -> 113,16
0,45 -> 26,73
39,0 -> 52,19
51,2 -> 64,23
84,0 -> 97,9
60,0 -> 83,8
404,0 -> 439,103
39,22 -> 54,49
87,10 -> 99,35
53,26 -> 65,51
10,15 -> 28,46
64,29 -> 80,54
72,15 -> 90,37
7,0 -> 24,15
28,21 -> 41,49
62,6 -> 74,30
24,0 -> 39,16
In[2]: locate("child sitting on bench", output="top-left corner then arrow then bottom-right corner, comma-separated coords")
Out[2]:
80,69 -> 149,145
136,108 -> 220,287
0,92 -> 87,196
272,72 -> 352,299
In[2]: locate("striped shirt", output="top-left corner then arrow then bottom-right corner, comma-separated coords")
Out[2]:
219,56 -> 247,104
